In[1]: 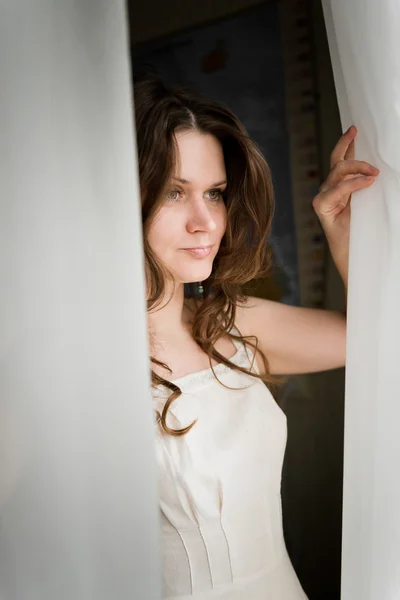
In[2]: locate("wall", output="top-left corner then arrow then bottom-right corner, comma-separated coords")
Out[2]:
129,0 -> 271,45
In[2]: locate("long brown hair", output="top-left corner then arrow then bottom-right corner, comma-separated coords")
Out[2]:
134,72 -> 277,436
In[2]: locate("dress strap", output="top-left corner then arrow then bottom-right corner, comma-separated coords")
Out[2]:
229,326 -> 260,374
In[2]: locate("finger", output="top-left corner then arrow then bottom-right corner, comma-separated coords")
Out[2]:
315,175 -> 376,214
320,160 -> 379,192
330,125 -> 357,169
344,138 -> 355,161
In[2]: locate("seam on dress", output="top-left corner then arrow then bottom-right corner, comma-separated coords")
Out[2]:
162,510 -> 194,595
219,516 -> 234,584
197,525 -> 214,590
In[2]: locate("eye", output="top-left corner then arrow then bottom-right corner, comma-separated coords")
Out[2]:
165,189 -> 182,202
205,189 -> 224,202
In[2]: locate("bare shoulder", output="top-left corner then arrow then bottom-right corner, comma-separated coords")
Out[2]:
235,296 -> 346,375
235,295 -> 293,336
235,295 -> 300,343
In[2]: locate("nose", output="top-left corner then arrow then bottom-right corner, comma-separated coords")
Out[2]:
186,197 -> 217,234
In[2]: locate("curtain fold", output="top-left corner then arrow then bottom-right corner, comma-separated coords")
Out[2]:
322,1 -> 400,598
0,2 -> 161,598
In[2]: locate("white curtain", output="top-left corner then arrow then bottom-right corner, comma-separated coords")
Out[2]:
322,2 -> 400,599
0,2 -> 161,598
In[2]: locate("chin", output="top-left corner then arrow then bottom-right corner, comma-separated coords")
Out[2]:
175,265 -> 214,285
167,252 -> 218,284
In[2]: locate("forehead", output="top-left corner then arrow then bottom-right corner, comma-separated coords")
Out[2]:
173,130 -> 226,184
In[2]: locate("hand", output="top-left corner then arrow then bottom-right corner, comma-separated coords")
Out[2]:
312,125 -> 379,288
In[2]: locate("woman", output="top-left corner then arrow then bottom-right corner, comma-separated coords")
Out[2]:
134,73 -> 379,599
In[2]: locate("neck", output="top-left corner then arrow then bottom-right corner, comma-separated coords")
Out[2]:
147,282 -> 190,337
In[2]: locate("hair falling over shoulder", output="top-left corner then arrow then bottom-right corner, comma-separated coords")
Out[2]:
134,71 -> 278,436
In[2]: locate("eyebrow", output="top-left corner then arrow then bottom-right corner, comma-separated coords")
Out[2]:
172,177 -> 227,187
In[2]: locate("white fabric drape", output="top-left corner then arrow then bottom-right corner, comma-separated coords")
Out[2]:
0,2 -> 161,598
322,2 -> 400,599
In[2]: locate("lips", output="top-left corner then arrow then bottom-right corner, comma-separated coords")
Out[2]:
181,245 -> 213,258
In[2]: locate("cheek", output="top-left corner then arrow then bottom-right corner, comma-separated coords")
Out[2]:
147,210 -> 179,256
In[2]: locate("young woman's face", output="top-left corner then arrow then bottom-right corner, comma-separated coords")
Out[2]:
147,130 -> 227,285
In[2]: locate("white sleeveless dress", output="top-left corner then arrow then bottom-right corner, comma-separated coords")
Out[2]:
153,337 -> 308,600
